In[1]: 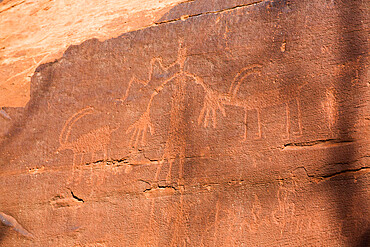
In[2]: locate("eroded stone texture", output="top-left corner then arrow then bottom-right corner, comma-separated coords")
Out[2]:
0,0 -> 369,246
0,0 -> 188,107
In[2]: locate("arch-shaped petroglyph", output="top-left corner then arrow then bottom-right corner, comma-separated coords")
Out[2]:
58,107 -> 117,182
228,64 -> 263,98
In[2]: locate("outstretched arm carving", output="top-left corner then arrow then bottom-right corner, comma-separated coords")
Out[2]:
125,62 -> 181,149
126,110 -> 154,149
184,72 -> 228,128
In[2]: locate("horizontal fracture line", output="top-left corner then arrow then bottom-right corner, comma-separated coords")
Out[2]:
153,0 -> 264,25
319,166 -> 370,179
282,139 -> 354,150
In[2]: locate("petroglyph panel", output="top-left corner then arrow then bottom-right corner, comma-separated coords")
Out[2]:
0,0 -> 368,246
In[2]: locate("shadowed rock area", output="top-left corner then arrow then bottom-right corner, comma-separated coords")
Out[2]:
0,0 -> 369,246
0,0 -> 188,107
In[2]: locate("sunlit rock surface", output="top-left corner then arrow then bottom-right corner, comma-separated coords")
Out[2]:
0,0 -> 187,107
0,0 -> 369,246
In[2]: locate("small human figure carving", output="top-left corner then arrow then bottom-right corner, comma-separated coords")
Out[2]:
0,212 -> 33,238
272,185 -> 296,235
322,87 -> 337,131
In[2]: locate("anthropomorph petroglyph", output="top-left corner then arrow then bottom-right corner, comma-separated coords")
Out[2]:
58,107 -> 117,182
322,87 -> 337,131
272,182 -> 297,236
123,41 -> 197,185
123,41 -> 185,149
124,42 -> 192,246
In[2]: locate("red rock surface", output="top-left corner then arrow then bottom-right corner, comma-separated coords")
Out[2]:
0,0 -> 187,107
0,0 -> 369,246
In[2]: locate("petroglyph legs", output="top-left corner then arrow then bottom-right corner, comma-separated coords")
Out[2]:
196,64 -> 305,140
296,98 -> 303,135
198,90 -> 226,128
285,102 -> 290,140
58,107 -> 116,184
242,108 -> 262,141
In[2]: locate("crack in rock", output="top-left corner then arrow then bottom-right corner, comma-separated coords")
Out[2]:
282,138 -> 354,150
70,191 -> 85,203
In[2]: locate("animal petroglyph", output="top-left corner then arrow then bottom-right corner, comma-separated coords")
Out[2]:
58,107 -> 116,182
195,65 -> 262,132
198,65 -> 305,140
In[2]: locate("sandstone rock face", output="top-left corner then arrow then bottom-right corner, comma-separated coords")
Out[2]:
0,0 -> 187,107
0,0 -> 369,246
